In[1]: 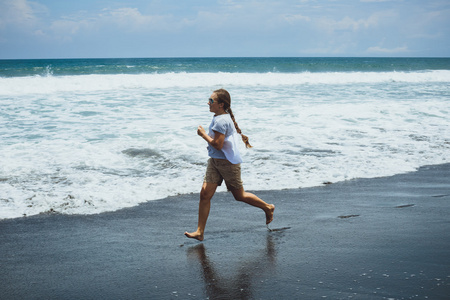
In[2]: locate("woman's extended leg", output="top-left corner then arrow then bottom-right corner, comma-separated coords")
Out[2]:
185,182 -> 218,241
231,188 -> 275,224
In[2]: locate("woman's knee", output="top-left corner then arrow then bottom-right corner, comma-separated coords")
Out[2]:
200,190 -> 212,201
200,182 -> 217,200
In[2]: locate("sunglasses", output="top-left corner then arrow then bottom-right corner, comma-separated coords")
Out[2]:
208,98 -> 217,104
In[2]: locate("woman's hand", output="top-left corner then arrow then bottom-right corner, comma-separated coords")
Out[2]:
197,125 -> 206,137
198,125 -> 224,150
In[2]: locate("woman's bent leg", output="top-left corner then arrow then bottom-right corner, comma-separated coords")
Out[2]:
185,182 -> 218,241
231,188 -> 275,224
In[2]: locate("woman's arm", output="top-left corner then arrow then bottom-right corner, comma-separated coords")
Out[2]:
198,125 -> 225,150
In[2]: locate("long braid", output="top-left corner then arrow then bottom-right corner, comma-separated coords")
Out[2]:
227,107 -> 252,148
214,89 -> 253,148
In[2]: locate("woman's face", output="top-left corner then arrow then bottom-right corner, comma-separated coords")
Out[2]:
208,93 -> 224,114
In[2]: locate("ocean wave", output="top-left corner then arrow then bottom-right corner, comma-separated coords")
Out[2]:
1,70 -> 449,96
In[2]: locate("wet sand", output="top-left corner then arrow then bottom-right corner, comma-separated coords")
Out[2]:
1,164 -> 449,299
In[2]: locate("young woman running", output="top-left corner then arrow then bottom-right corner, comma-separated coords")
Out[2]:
185,89 -> 275,241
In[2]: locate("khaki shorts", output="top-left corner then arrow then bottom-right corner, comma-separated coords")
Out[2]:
204,158 -> 243,191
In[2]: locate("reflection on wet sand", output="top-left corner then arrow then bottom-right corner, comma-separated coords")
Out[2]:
187,235 -> 276,299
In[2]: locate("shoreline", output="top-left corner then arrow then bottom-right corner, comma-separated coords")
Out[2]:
1,163 -> 449,299
3,162 -> 449,221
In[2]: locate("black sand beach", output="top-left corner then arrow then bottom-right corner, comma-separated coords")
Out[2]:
1,164 -> 449,299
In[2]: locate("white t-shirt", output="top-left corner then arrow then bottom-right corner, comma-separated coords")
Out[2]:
207,114 -> 243,164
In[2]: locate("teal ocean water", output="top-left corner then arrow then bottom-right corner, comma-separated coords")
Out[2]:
1,57 -> 449,219
1,57 -> 450,77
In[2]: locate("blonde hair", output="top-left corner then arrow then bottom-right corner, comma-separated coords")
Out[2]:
214,89 -> 252,148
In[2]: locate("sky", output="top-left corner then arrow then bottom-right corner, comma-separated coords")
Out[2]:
0,0 -> 449,59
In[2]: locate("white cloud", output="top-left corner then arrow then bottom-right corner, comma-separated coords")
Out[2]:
317,10 -> 396,33
366,45 -> 409,53
47,7 -> 177,42
49,19 -> 91,41
0,0 -> 39,29
99,8 -> 160,31
283,14 -> 311,24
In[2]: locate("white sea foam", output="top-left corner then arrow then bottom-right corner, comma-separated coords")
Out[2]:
0,71 -> 449,219
0,70 -> 449,96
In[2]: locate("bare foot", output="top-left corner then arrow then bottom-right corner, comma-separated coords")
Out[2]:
266,204 -> 275,224
184,231 -> 204,241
